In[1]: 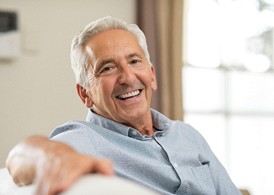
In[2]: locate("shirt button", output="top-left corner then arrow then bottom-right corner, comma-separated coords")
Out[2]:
132,130 -> 138,136
156,132 -> 164,137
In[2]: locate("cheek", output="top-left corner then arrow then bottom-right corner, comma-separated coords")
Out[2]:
96,79 -> 115,98
143,70 -> 157,91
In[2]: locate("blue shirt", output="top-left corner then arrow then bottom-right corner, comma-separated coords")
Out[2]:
50,109 -> 240,195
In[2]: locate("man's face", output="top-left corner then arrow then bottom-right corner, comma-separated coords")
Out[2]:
84,29 -> 157,125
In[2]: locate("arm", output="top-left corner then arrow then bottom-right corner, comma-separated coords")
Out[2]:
6,135 -> 113,195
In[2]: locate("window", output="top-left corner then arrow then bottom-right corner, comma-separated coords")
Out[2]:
183,0 -> 274,194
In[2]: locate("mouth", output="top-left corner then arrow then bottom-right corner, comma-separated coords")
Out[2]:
116,89 -> 142,100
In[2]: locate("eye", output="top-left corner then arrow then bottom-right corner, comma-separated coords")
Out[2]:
101,66 -> 113,72
98,63 -> 116,75
130,58 -> 142,64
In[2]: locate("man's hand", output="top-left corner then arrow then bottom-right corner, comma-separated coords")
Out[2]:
6,135 -> 114,195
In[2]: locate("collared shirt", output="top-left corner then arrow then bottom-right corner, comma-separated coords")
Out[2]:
50,109 -> 241,195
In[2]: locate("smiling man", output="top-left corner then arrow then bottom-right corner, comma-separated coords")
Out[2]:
6,16 -> 241,195
77,29 -> 157,136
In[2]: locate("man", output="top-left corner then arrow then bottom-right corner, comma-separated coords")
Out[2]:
6,16 -> 241,195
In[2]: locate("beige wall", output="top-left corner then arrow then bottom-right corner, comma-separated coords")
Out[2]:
0,0 -> 136,167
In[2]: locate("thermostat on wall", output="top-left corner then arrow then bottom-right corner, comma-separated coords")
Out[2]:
0,11 -> 20,59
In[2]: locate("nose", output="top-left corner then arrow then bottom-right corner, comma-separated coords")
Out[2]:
118,65 -> 135,85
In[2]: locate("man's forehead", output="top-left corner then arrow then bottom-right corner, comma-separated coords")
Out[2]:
85,30 -> 143,60
86,29 -> 139,49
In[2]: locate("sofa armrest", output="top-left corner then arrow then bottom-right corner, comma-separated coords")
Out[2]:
0,168 -> 158,195
0,168 -> 35,195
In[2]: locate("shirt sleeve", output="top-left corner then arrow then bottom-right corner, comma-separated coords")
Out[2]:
49,121 -> 98,156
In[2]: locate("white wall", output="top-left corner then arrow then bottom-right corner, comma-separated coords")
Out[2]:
0,0 -> 136,167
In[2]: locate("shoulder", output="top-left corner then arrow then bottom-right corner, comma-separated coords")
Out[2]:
168,120 -> 211,152
152,109 -> 206,144
171,120 -> 204,139
152,109 -> 203,138
49,120 -> 101,155
50,120 -> 99,138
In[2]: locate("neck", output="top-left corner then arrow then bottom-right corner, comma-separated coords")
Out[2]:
125,112 -> 154,137
134,123 -> 154,137
90,108 -> 154,136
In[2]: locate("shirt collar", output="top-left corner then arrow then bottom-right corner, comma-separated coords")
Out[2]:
150,109 -> 171,130
86,109 -> 171,140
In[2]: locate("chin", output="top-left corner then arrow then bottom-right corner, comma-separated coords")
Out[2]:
126,108 -> 149,118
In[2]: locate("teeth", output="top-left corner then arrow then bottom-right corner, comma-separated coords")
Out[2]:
118,90 -> 140,99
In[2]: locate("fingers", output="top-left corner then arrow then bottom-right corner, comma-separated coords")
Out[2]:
6,136 -> 114,195
7,164 -> 36,186
6,141 -> 44,186
92,158 -> 114,176
55,157 -> 114,192
34,154 -> 114,195
34,155 -> 62,195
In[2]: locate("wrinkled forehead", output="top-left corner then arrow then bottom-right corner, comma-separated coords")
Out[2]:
84,29 -> 145,63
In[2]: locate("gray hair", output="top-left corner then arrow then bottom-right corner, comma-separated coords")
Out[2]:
70,16 -> 151,88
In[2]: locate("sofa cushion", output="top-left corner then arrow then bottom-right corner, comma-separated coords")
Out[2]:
0,168 -> 158,195
0,168 -> 34,195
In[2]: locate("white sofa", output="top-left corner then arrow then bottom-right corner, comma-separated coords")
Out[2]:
0,168 -> 158,195
0,168 -> 34,195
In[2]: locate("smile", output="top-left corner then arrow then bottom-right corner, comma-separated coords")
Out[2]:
116,90 -> 142,100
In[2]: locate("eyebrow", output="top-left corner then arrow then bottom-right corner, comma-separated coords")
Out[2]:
98,59 -> 115,67
93,52 -> 144,73
93,59 -> 114,74
127,52 -> 142,59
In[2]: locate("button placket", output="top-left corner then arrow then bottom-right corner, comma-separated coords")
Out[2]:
173,163 -> 178,168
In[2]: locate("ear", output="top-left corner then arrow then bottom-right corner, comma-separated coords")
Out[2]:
76,84 -> 94,108
150,65 -> 157,91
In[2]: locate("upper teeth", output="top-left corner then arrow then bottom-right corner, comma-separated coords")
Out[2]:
118,90 -> 140,99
